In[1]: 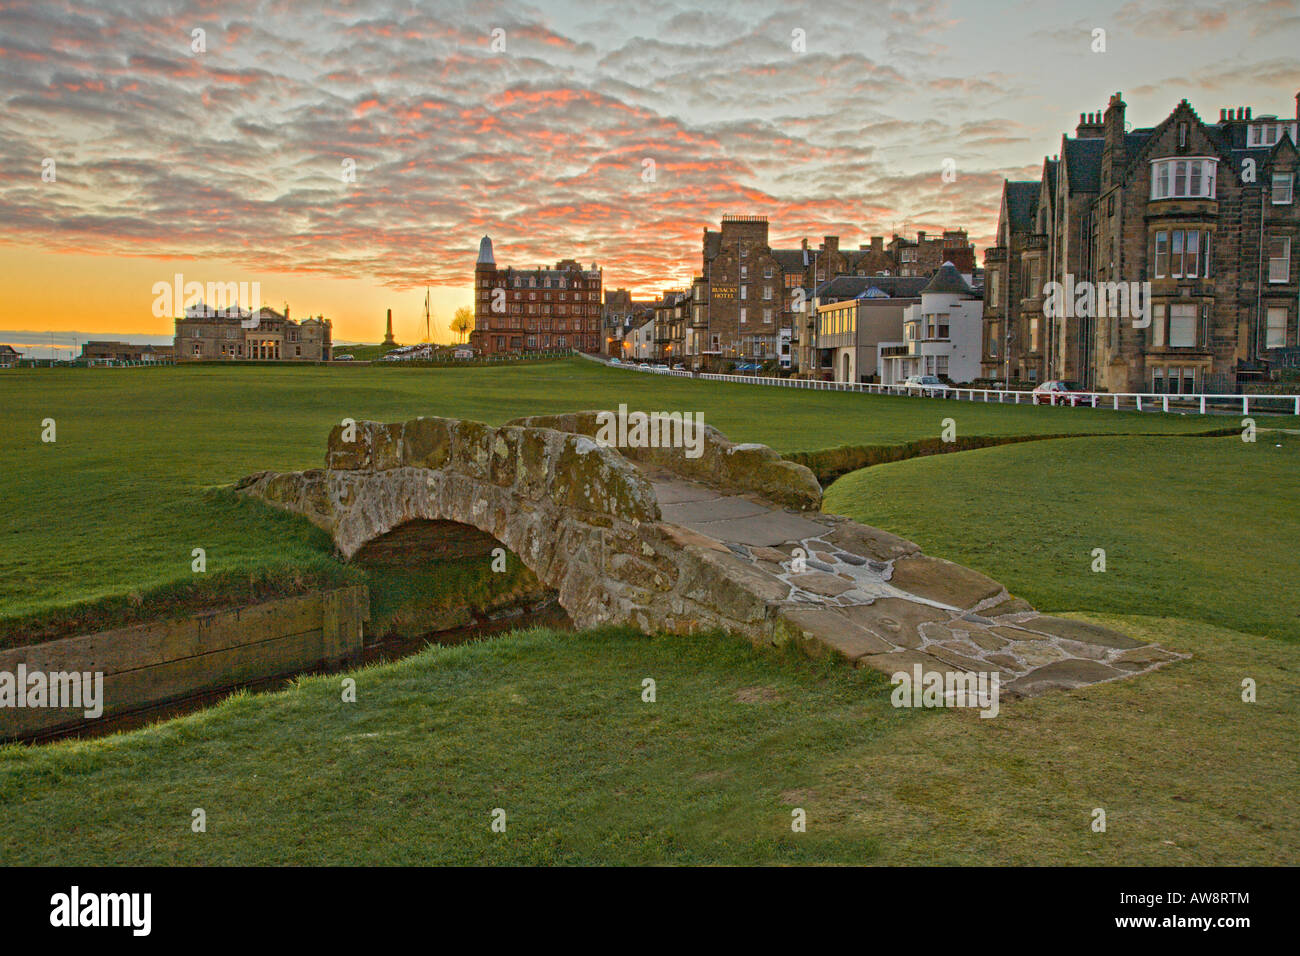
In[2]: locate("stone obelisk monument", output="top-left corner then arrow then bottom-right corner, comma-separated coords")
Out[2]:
382,308 -> 396,346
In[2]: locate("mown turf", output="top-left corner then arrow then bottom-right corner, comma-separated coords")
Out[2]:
823,432 -> 1300,642
0,360 -> 1266,621
2,615 -> 1293,866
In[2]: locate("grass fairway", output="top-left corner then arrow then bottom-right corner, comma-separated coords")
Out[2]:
1,615 -> 1293,865
824,432 -> 1300,642
2,361 -> 1296,866
0,360 -> 1261,623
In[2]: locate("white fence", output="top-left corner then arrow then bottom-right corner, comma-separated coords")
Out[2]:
604,360 -> 1300,416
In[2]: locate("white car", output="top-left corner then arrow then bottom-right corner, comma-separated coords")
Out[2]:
903,374 -> 947,396
638,362 -> 651,370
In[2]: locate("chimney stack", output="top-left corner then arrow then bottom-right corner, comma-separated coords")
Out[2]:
1246,106 -> 1252,120
871,236 -> 884,254
1076,111 -> 1105,138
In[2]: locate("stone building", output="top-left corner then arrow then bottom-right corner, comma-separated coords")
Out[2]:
602,288 -> 654,356
79,341 -> 175,364
471,236 -> 603,356
174,305 -> 332,361
692,216 -> 976,372
984,92 -> 1300,391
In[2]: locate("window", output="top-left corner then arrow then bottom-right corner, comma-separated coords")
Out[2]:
1248,123 -> 1299,148
1266,307 -> 1288,348
763,286 -> 773,300
1269,237 -> 1291,283
1154,230 -> 1212,278
1272,173 -> 1294,205
740,265 -> 748,279
1150,158 -> 1217,199
1169,304 -> 1197,347
739,308 -> 747,324
1151,304 -> 1166,347
763,266 -> 773,279
988,271 -> 999,307
739,285 -> 747,300
935,356 -> 949,376
1178,122 -> 1187,148
763,308 -> 773,323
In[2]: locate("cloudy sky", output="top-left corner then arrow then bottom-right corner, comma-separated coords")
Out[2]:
1,0 -> 1297,346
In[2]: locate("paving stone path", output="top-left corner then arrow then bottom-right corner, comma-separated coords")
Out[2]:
641,463 -> 1187,699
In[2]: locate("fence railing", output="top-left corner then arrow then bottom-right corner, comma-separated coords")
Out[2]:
604,361 -> 1300,416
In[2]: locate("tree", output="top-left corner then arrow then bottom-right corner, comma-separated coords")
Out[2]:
450,307 -> 474,343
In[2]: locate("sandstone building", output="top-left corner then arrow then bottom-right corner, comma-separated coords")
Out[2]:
174,305 -> 332,361
688,216 -> 975,371
471,236 -> 603,356
984,92 -> 1299,392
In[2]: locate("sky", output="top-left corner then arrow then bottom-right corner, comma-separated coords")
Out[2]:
1,0 -> 1298,351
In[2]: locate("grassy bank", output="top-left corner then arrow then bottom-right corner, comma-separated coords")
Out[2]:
2,615 -> 1293,865
824,432 -> 1300,641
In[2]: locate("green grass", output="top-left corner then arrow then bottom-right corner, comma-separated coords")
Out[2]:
824,432 -> 1300,642
2,616 -> 1294,865
0,360 -> 1266,623
2,360 -> 1297,865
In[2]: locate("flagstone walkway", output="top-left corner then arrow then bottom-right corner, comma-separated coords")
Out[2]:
641,464 -> 1186,699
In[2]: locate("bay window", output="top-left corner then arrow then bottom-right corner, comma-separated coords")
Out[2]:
1152,229 -> 1212,278
1150,158 -> 1217,199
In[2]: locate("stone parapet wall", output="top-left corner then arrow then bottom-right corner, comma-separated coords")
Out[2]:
505,410 -> 822,512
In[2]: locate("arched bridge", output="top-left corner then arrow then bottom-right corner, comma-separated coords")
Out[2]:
237,411 -> 1184,699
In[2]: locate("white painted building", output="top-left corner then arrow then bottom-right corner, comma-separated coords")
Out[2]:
880,263 -> 984,385
629,318 -> 656,360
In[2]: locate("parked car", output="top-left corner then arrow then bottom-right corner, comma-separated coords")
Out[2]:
334,353 -> 354,361
608,357 -> 621,365
637,362 -> 651,370
671,363 -> 684,371
1032,380 -> 1089,406
903,374 -> 947,396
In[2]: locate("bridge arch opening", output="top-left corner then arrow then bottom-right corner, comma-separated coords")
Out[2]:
350,518 -> 569,641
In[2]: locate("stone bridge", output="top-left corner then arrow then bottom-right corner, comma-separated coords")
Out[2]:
237,412 -> 1184,699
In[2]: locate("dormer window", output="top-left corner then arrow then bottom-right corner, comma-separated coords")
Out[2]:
1248,123 -> 1298,148
1150,158 -> 1217,199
